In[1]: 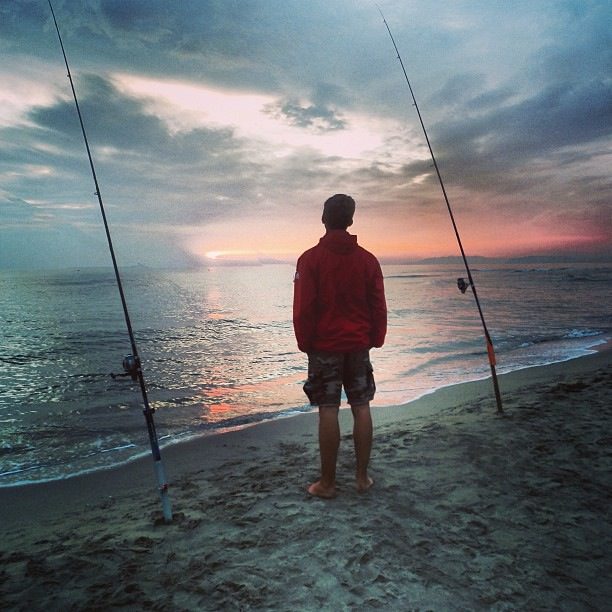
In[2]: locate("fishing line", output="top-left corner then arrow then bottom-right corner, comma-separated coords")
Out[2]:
47,0 -> 173,519
376,6 -> 504,414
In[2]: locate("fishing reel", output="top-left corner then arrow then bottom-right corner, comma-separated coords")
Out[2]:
457,277 -> 472,294
111,354 -> 140,381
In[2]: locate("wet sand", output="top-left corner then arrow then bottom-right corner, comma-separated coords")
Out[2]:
1,349 -> 611,610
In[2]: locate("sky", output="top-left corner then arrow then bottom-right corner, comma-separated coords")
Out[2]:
1,0 -> 610,268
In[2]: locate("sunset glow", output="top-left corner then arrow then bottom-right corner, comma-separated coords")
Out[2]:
113,73 -> 393,159
1,2 -> 609,269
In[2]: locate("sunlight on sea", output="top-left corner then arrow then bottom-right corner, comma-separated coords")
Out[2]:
1,262 -> 610,484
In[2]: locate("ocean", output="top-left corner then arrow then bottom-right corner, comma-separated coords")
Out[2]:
1,262 -> 610,486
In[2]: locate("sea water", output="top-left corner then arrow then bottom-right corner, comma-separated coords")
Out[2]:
1,262 -> 610,485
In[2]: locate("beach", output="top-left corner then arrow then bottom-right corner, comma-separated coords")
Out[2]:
1,349 -> 611,610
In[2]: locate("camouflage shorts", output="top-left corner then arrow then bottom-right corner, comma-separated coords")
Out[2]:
303,349 -> 376,407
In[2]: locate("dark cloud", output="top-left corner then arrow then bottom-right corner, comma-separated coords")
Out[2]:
263,98 -> 346,132
27,74 -> 248,169
1,74 -> 265,229
0,0 -> 46,39
31,75 -> 170,151
428,73 -> 487,109
468,87 -> 516,112
527,0 -> 611,87
421,79 -> 612,193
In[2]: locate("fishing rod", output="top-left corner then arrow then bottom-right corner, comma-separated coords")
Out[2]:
377,7 -> 503,414
47,0 -> 173,520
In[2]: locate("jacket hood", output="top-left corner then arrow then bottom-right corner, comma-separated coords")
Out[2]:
319,230 -> 358,255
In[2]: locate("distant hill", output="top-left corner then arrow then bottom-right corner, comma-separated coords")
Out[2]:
383,254 -> 612,265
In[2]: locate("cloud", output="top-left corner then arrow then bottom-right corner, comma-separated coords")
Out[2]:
263,98 -> 346,132
428,72 -> 487,109
526,0 -> 612,86
1,0 -> 610,266
388,77 -> 612,205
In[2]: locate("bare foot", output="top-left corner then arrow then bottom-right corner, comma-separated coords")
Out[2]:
356,476 -> 374,493
307,481 -> 337,499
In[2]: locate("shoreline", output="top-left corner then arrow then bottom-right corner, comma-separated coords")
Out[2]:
1,347 -> 609,506
1,348 -> 609,508
1,340 -> 608,491
1,348 -> 610,608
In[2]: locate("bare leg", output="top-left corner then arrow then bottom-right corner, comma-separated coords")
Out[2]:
351,402 -> 374,492
308,404 -> 340,499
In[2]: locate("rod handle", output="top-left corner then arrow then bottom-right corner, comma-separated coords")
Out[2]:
154,460 -> 172,523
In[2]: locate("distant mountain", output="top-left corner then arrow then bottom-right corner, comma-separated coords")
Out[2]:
384,254 -> 612,265
416,255 -> 492,264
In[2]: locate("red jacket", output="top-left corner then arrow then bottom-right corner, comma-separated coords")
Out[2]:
293,230 -> 387,353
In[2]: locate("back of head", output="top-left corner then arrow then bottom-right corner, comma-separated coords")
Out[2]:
322,194 -> 356,230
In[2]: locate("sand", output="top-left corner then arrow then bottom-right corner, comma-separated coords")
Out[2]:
1,349 -> 611,610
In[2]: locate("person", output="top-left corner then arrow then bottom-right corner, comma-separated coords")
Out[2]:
293,194 -> 387,499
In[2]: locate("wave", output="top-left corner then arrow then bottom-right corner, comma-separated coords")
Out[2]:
564,328 -> 605,339
0,404 -> 315,487
509,328 -> 605,350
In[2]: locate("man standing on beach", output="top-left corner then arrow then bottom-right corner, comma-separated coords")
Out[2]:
293,194 -> 387,498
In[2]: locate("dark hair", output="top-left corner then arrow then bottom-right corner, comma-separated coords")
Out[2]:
322,194 -> 355,230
